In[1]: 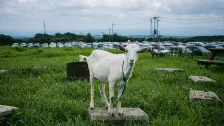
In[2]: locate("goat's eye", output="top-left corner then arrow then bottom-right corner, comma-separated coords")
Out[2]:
125,50 -> 128,52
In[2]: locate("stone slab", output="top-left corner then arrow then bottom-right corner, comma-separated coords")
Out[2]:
0,70 -> 8,73
189,89 -> 222,104
0,105 -> 18,118
156,68 -> 184,72
189,76 -> 216,83
88,108 -> 149,122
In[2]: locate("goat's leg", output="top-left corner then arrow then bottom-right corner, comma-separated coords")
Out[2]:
99,82 -> 109,108
117,87 -> 124,115
108,82 -> 115,116
90,72 -> 95,109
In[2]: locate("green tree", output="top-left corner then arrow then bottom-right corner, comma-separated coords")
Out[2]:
86,33 -> 95,43
34,33 -> 52,43
0,34 -> 14,45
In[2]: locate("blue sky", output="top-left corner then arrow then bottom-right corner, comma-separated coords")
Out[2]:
0,0 -> 224,36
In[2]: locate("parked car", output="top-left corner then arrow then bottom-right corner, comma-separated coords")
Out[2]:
42,43 -> 49,47
189,46 -> 210,55
187,42 -> 204,46
103,43 -> 113,49
139,43 -> 153,50
64,42 -> 72,47
204,45 -> 223,50
152,45 -> 170,55
33,43 -> 40,47
57,42 -> 64,48
20,43 -> 27,47
27,43 -> 33,47
49,42 -> 56,48
12,43 -> 19,47
71,42 -> 79,47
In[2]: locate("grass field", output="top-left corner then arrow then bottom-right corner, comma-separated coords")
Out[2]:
0,46 -> 224,126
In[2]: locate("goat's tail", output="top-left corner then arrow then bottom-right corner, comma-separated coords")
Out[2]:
79,55 -> 88,61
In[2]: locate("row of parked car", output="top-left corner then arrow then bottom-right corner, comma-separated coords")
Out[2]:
12,41 -> 224,55
143,41 -> 224,56
11,42 -> 120,49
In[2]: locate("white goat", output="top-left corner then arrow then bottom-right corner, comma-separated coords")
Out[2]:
80,43 -> 146,115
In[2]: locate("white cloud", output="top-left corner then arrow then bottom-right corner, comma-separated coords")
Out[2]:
0,0 -> 223,35
18,0 -> 37,4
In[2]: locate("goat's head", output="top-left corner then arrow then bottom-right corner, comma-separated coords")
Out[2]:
119,42 -> 147,66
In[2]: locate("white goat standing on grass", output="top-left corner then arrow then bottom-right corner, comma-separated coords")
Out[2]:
80,42 -> 147,116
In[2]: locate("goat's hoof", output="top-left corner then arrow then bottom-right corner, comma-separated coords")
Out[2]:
90,103 -> 94,110
89,105 -> 94,110
104,105 -> 109,109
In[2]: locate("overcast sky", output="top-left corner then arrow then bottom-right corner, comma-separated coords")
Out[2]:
0,0 -> 224,36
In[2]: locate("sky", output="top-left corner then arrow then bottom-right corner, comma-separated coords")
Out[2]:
0,0 -> 224,36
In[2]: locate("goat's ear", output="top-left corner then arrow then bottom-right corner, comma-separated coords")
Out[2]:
135,41 -> 139,45
137,48 -> 148,53
119,45 -> 126,52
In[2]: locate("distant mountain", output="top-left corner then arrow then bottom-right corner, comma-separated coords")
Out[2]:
160,27 -> 224,36
0,27 -> 223,38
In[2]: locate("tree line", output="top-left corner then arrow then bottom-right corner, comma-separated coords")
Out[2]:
0,33 -> 224,45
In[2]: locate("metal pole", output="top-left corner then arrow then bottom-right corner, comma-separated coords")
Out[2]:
44,21 -> 46,35
153,17 -> 156,41
112,23 -> 114,42
150,18 -> 152,37
157,18 -> 159,40
109,28 -> 111,42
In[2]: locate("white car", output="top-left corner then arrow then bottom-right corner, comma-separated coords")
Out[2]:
49,42 -> 57,48
103,44 -> 113,49
12,43 -> 19,47
64,42 -> 72,47
33,43 -> 40,47
20,43 -> 27,47
42,43 -> 49,47
57,42 -> 64,48
27,43 -> 33,47
152,46 -> 170,54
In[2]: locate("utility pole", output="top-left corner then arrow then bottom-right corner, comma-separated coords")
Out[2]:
153,17 -> 156,41
108,28 -> 111,42
44,21 -> 46,35
150,18 -> 153,37
157,18 -> 159,39
152,16 -> 159,41
112,23 -> 115,42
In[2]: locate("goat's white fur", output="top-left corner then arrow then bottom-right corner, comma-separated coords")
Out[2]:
80,43 -> 144,115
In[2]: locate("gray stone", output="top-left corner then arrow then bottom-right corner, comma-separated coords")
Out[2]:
0,70 -> 8,73
0,105 -> 18,118
88,108 -> 149,122
156,68 -> 184,72
189,89 -> 222,104
189,76 -> 216,83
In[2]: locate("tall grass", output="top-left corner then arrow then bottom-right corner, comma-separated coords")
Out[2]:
0,46 -> 223,125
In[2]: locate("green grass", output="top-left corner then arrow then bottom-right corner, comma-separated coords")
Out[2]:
0,46 -> 224,126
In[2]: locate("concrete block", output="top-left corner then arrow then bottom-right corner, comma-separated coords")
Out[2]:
156,68 -> 184,72
189,89 -> 222,104
189,76 -> 216,83
88,108 -> 149,122
0,105 -> 18,118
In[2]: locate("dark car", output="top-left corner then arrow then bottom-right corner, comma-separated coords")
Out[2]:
204,45 -> 222,50
189,46 -> 210,56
